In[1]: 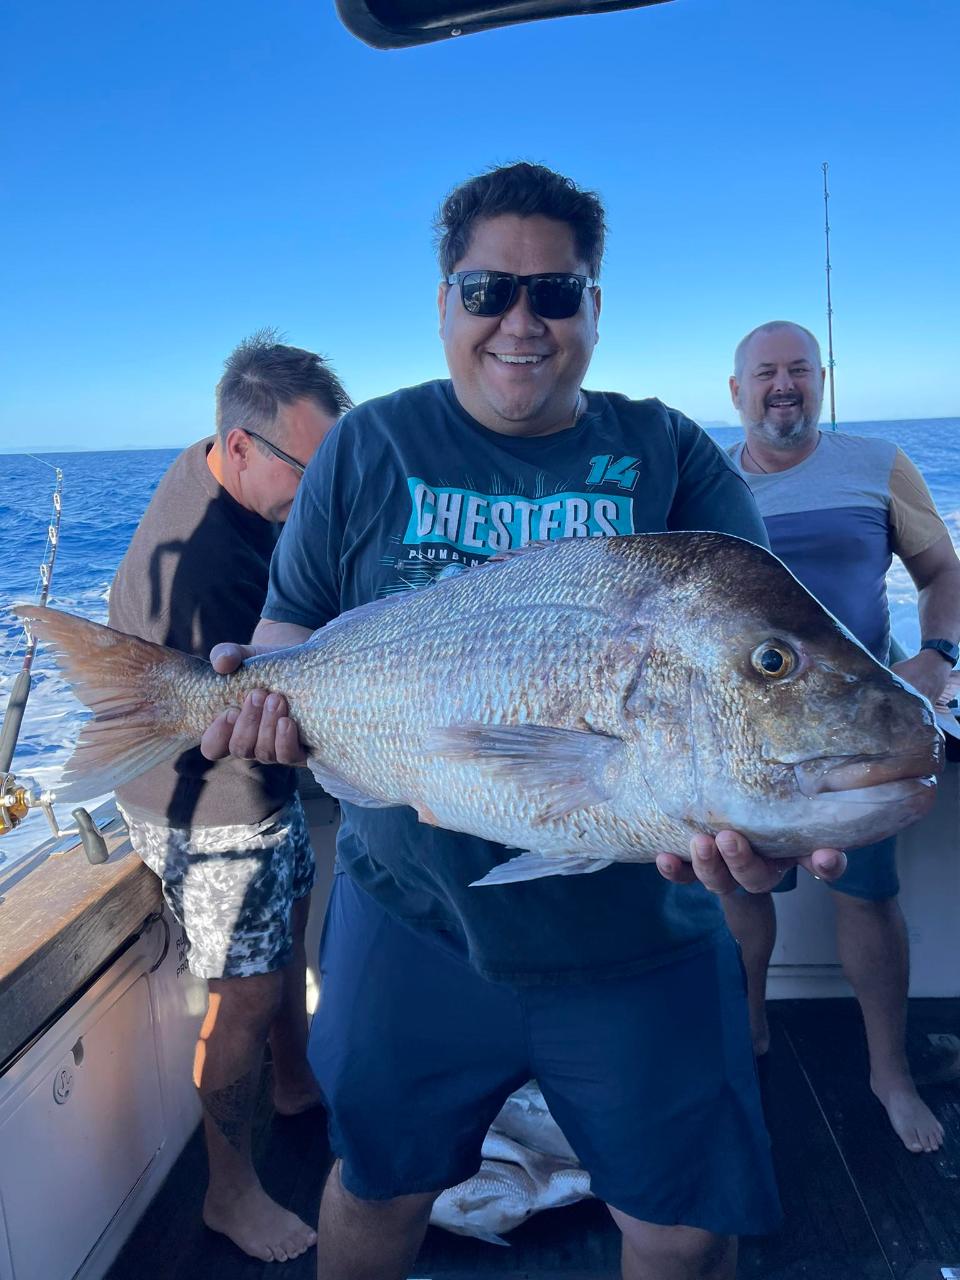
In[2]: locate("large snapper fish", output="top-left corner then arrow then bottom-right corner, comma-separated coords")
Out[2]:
13,533 -> 943,885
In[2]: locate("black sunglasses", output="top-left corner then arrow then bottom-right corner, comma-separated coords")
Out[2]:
446,271 -> 598,320
243,429 -> 306,476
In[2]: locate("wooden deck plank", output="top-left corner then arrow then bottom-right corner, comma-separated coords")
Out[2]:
415,1199 -> 620,1276
106,999 -> 960,1280
781,998 -> 960,1279
737,1001 -> 890,1280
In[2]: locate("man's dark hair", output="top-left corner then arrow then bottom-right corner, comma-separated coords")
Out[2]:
435,163 -> 606,279
216,328 -> 352,444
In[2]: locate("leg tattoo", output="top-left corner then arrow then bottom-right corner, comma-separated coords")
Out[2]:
202,1069 -> 259,1152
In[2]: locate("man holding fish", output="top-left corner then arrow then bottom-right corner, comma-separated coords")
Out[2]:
722,319 -> 960,1156
194,164 -> 915,1280
18,165 -> 942,1279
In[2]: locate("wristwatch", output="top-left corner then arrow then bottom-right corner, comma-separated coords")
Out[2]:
919,638 -> 960,668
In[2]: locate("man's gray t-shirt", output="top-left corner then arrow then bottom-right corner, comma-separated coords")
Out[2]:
109,438 -> 296,828
265,381 -> 769,982
729,432 -> 948,660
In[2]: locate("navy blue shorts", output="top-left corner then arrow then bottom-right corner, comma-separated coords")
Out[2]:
309,873 -> 782,1236
772,836 -> 898,901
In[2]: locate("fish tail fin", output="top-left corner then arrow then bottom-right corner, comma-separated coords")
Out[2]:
12,604 -> 211,801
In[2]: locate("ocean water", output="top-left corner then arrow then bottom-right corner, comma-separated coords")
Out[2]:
1,421 -> 958,864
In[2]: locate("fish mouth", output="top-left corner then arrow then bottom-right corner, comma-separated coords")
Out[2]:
793,745 -> 944,798
809,776 -> 938,806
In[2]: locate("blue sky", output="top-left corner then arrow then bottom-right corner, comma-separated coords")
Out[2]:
2,0 -> 957,450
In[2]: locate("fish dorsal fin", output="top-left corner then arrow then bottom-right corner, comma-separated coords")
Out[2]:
471,851 -> 616,886
306,550 -> 532,640
424,722 -> 622,822
306,759 -> 397,809
306,592 -> 408,641
484,539 -> 556,566
309,539 -> 562,641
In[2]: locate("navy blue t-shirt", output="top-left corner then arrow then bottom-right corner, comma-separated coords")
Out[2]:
265,380 -> 769,983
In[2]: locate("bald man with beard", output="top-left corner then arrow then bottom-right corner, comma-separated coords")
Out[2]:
722,319 -> 960,1154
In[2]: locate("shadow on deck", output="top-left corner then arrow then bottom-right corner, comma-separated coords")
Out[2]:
106,998 -> 960,1280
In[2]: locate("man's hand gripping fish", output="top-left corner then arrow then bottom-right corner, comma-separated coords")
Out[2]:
13,532 -> 944,885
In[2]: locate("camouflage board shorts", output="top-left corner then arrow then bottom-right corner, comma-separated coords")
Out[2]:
120,797 -> 315,979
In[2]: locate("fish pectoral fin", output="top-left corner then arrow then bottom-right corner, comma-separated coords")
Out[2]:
425,723 -> 621,821
414,802 -> 442,826
471,851 -> 616,886
306,760 -> 396,809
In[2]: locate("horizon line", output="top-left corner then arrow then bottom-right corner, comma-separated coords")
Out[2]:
2,414 -> 959,456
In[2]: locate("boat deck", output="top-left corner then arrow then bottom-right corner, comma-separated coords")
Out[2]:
107,997 -> 960,1280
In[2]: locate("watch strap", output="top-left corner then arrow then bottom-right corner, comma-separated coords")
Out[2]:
919,638 -> 960,668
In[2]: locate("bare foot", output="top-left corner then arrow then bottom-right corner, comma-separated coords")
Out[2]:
203,1183 -> 317,1261
872,1077 -> 945,1153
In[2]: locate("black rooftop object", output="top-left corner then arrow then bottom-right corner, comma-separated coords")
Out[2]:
336,0 -> 673,48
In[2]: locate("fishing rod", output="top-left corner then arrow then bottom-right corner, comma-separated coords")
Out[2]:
0,459 -> 107,863
822,162 -> 838,430
0,457 -> 62,776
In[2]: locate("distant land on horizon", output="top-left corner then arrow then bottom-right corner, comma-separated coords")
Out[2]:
1,416 -> 958,455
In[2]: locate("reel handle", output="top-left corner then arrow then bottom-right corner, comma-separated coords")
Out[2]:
72,807 -> 109,864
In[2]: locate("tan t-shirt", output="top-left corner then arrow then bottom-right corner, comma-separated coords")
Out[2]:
109,438 -> 295,828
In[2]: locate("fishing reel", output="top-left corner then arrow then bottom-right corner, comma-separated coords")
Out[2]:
0,771 -> 109,864
0,774 -> 32,832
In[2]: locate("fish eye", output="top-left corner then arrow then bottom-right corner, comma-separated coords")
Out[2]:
751,641 -> 797,679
